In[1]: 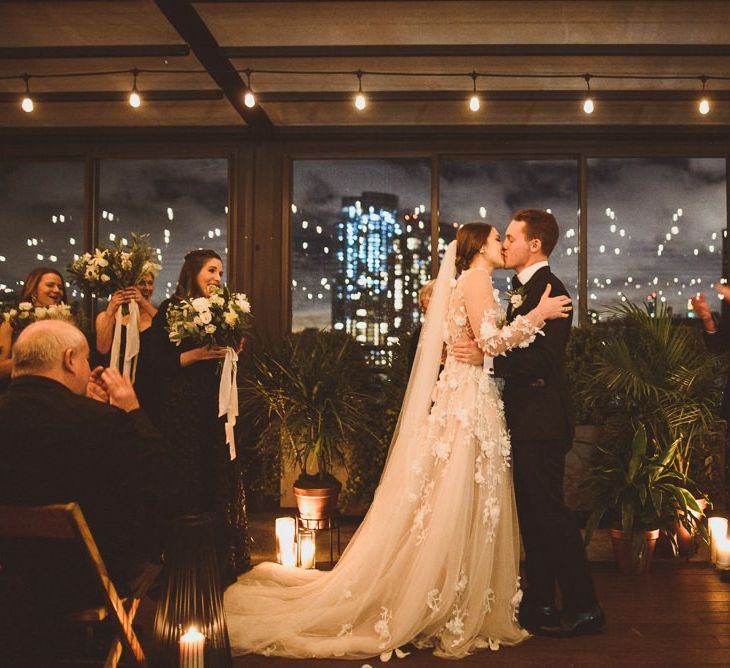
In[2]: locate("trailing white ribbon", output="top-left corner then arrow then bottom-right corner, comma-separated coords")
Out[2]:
218,346 -> 239,460
109,300 -> 140,383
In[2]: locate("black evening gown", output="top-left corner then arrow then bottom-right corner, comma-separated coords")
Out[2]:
148,298 -> 251,583
99,323 -> 155,413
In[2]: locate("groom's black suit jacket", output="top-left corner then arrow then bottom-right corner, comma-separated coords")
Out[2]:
492,265 -> 574,445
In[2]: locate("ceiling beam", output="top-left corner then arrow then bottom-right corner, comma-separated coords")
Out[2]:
0,45 -> 191,59
223,44 -> 730,59
0,90 -> 223,103
154,0 -> 273,132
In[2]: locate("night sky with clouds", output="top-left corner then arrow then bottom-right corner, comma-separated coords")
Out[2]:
1,157 -> 726,324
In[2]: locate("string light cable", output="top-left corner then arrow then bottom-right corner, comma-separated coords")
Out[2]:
3,67 -> 728,114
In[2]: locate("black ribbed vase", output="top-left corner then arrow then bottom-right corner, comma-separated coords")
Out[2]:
152,513 -> 232,667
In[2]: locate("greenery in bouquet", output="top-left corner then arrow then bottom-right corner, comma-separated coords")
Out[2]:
2,301 -> 74,334
67,233 -> 160,298
166,285 -> 251,349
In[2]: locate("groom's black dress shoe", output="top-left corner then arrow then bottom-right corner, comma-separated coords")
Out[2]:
533,605 -> 606,638
518,604 -> 560,633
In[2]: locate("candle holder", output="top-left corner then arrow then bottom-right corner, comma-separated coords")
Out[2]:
298,529 -> 316,569
708,516 -> 728,565
152,513 -> 232,668
275,516 -> 296,567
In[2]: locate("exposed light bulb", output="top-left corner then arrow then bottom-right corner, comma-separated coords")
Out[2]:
244,90 -> 256,108
583,97 -> 594,114
21,75 -> 34,113
699,97 -> 710,115
129,90 -> 141,108
469,95 -> 480,112
354,92 -> 367,110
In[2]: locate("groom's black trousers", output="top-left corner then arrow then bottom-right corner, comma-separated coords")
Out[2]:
512,438 -> 597,614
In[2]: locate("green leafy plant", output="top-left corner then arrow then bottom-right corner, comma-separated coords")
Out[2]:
565,321 -> 621,424
580,300 -> 725,481
583,424 -> 708,560
240,329 -> 379,486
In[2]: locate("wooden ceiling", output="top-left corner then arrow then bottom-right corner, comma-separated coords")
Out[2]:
1,0 -> 729,132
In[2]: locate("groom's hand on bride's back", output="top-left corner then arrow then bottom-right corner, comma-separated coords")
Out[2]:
451,340 -> 483,366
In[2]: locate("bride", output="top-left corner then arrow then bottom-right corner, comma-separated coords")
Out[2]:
224,222 -> 572,660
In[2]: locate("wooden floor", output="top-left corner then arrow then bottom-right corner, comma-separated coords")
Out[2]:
129,513 -> 730,667
228,562 -> 730,667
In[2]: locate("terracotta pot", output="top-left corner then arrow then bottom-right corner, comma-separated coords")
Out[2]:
610,528 -> 660,575
676,498 -> 708,558
293,478 -> 341,521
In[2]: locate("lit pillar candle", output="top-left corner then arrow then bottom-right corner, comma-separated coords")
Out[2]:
180,625 -> 205,668
716,537 -> 730,571
275,517 -> 296,565
299,530 -> 316,569
281,540 -> 297,568
708,517 -> 728,564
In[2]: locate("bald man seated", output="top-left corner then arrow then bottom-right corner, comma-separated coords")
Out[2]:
0,320 -> 179,624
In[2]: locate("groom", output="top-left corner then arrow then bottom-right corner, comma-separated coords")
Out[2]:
452,209 -> 604,637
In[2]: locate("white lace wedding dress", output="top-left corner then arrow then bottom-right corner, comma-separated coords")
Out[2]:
224,246 -> 543,660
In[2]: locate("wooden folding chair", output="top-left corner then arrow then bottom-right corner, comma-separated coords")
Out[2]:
0,502 -> 155,667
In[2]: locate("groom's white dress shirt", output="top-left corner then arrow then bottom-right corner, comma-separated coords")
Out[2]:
515,260 -> 549,287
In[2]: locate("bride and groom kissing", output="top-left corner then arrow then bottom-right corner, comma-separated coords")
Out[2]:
224,209 -> 604,659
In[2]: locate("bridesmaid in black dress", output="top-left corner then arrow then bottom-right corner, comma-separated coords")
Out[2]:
147,250 -> 251,583
95,272 -> 157,410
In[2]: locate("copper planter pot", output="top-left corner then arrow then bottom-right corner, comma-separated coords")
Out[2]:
293,478 -> 341,521
610,528 -> 660,575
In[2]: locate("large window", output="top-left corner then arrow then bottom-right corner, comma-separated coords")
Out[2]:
291,159 -> 432,366
98,159 -> 229,302
0,161 -> 84,304
439,159 -> 580,300
587,158 -> 726,319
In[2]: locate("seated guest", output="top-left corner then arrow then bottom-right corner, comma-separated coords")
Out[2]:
0,320 -> 178,603
0,267 -> 68,384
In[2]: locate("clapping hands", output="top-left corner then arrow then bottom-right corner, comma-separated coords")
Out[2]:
86,366 -> 140,412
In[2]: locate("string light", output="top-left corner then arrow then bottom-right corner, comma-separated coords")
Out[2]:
698,75 -> 710,115
128,68 -> 141,108
469,71 -> 480,112
4,67 -> 729,117
582,74 -> 594,114
354,70 -> 366,111
243,69 -> 256,108
21,74 -> 33,113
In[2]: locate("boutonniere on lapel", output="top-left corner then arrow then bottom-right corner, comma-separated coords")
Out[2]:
507,285 -> 527,309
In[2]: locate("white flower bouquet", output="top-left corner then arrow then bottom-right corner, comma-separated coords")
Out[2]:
67,233 -> 160,298
166,285 -> 251,350
2,302 -> 73,334
166,285 -> 251,460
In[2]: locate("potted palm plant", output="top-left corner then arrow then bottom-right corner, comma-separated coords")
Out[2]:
241,329 -> 377,520
580,300 -> 722,556
583,424 -> 707,574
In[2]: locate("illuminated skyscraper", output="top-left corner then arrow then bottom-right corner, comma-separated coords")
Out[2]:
333,192 -> 434,366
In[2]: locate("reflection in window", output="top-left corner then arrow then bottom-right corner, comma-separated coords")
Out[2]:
440,160 -> 579,299
292,160 -> 432,366
587,159 -> 726,319
0,161 -> 84,304
98,159 -> 228,302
